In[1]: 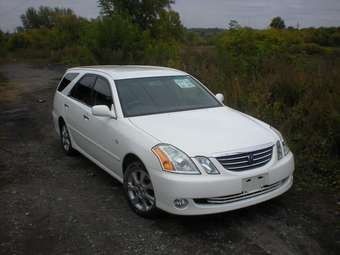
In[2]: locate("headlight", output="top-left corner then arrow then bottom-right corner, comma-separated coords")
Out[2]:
152,144 -> 200,174
196,157 -> 220,174
276,140 -> 283,160
282,140 -> 290,156
271,127 -> 290,160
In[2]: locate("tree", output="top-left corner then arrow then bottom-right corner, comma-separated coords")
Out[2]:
83,15 -> 143,57
270,17 -> 286,29
50,15 -> 88,49
98,0 -> 174,29
152,10 -> 184,41
20,6 -> 74,30
228,20 -> 241,30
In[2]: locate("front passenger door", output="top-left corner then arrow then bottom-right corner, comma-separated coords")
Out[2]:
87,76 -> 121,175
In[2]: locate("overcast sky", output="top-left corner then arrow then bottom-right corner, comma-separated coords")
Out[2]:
1,0 -> 340,31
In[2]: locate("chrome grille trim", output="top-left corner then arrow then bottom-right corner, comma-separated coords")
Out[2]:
216,145 -> 273,171
194,177 -> 289,205
255,153 -> 272,161
253,147 -> 272,155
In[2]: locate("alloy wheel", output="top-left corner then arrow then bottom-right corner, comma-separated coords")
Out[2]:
61,125 -> 71,152
126,168 -> 155,212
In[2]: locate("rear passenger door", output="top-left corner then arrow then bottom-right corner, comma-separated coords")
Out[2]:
66,73 -> 96,153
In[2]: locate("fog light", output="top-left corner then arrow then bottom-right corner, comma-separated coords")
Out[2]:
174,198 -> 189,209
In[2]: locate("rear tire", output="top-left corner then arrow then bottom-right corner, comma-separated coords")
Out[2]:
60,122 -> 76,156
123,161 -> 159,218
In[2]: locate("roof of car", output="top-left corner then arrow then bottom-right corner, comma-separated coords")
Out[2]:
67,65 -> 188,80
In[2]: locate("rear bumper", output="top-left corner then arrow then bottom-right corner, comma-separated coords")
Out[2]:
52,111 -> 60,136
151,152 -> 294,215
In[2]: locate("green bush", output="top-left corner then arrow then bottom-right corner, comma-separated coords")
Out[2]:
0,30 -> 8,55
49,15 -> 88,50
54,46 -> 96,65
7,32 -> 32,50
144,40 -> 182,67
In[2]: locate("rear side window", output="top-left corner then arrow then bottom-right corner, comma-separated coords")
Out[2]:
57,73 -> 79,92
92,76 -> 113,108
70,74 -> 96,106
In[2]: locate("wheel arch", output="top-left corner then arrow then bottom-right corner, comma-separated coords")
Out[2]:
58,116 -> 65,128
57,116 -> 66,136
122,153 -> 147,176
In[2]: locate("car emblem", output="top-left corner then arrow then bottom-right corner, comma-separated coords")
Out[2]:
248,153 -> 254,164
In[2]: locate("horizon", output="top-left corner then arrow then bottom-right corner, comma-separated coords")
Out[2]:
0,0 -> 340,32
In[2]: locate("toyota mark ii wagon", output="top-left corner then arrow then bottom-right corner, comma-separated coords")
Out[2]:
52,66 -> 294,217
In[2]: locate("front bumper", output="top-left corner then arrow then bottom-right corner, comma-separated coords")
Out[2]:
151,152 -> 294,215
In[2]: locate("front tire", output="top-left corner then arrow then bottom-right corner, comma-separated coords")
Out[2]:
123,161 -> 159,218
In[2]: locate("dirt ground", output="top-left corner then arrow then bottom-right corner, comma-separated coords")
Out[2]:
0,62 -> 339,255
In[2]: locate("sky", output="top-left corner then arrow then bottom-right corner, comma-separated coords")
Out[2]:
0,0 -> 340,31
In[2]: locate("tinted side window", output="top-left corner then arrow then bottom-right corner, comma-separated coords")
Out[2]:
70,74 -> 96,106
92,76 -> 113,108
57,73 -> 79,92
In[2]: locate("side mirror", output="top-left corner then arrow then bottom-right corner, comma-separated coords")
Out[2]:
215,93 -> 224,103
92,105 -> 116,118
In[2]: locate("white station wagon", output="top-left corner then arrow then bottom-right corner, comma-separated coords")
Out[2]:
52,66 -> 294,217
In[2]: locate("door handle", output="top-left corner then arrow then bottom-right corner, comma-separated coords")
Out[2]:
64,104 -> 69,108
83,115 -> 90,120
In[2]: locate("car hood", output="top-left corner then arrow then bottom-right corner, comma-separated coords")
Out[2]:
128,107 -> 277,157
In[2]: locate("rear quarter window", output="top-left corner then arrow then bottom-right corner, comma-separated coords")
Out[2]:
57,73 -> 79,92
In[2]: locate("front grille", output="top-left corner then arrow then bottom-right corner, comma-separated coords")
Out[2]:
194,177 -> 289,205
216,145 -> 273,171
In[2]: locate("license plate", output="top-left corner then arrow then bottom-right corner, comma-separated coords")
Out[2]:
242,174 -> 267,193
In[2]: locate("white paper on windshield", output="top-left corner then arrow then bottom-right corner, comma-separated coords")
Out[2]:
174,78 -> 196,89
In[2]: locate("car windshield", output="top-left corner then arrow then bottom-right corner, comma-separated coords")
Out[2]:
115,76 -> 222,117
